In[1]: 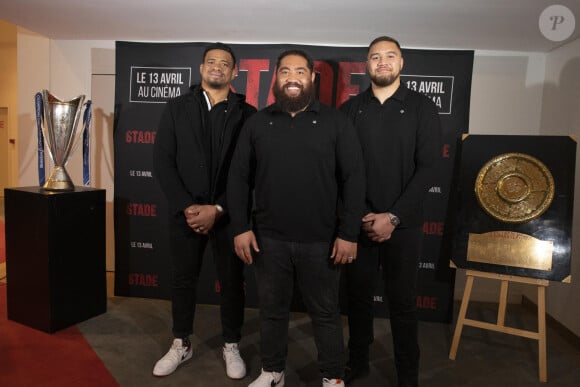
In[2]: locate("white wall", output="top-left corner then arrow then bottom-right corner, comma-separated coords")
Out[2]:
16,28 -> 49,187
538,36 -> 580,336
18,34 -> 579,336
469,51 -> 545,136
0,21 -> 18,191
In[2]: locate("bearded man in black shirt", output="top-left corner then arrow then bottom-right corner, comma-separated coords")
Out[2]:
340,36 -> 443,387
228,49 -> 365,387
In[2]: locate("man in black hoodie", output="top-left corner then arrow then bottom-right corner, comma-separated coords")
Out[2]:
153,42 -> 256,380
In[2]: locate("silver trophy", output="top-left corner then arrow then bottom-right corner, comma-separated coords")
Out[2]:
38,90 -> 87,191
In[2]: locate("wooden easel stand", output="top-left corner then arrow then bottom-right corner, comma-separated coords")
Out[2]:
449,269 -> 548,382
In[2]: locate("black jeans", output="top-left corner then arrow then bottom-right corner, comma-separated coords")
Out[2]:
253,237 -> 345,379
169,214 -> 245,343
345,227 -> 422,387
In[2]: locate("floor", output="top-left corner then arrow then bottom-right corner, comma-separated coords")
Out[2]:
72,272 -> 580,387
2,197 -> 579,386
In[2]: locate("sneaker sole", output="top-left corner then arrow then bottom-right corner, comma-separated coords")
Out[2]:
248,376 -> 285,386
152,351 -> 192,376
226,373 -> 247,380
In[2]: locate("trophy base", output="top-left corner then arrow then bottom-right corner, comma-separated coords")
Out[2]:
43,166 -> 75,191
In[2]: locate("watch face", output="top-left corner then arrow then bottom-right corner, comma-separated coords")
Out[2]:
389,214 -> 400,226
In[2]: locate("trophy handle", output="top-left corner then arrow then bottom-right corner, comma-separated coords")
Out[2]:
66,100 -> 92,167
35,92 -> 46,186
82,100 -> 93,185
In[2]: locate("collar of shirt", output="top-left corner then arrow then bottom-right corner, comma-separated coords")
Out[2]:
202,89 -> 229,111
364,83 -> 409,105
266,99 -> 321,115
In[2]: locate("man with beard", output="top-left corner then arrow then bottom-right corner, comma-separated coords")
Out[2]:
227,49 -> 365,387
340,36 -> 443,386
153,42 -> 256,379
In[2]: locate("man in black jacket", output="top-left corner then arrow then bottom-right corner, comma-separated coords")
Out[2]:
152,42 -> 256,380
228,49 -> 365,387
340,36 -> 443,387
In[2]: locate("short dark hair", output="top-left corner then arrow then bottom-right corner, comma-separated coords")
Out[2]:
203,42 -> 237,66
368,36 -> 402,54
276,49 -> 314,73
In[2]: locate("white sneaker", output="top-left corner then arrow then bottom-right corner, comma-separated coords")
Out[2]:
152,338 -> 192,376
248,369 -> 285,386
323,378 -> 345,386
223,342 -> 246,379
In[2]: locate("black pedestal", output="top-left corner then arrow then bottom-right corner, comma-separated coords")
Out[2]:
4,186 -> 107,333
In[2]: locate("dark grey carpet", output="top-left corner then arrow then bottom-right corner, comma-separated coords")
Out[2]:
77,294 -> 580,386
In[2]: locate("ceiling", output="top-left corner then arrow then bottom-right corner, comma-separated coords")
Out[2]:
1,0 -> 579,52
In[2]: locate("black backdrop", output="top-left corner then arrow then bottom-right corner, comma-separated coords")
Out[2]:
114,42 -> 473,323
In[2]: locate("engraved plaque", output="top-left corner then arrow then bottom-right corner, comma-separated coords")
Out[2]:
467,231 -> 553,271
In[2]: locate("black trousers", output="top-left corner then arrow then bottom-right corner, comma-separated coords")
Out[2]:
345,227 -> 422,386
254,237 -> 344,379
169,213 -> 245,343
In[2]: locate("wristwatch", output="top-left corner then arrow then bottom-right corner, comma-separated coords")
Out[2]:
215,204 -> 224,213
388,212 -> 400,227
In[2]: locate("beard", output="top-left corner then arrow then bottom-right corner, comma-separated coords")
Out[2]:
205,79 -> 225,89
369,71 -> 399,87
203,75 -> 227,89
201,69 -> 229,90
273,82 -> 315,113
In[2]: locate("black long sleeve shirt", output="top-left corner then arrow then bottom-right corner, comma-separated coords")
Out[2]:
227,100 -> 366,243
340,84 -> 443,228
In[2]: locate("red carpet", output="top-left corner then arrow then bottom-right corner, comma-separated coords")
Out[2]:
0,218 -> 118,386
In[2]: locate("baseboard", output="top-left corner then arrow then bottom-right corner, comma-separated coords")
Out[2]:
106,271 -> 115,298
522,295 -> 580,350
